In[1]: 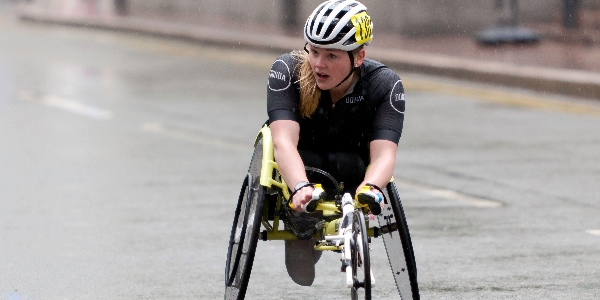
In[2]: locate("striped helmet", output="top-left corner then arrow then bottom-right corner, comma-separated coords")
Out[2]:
304,0 -> 373,51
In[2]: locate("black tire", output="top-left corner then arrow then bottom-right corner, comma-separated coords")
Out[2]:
350,210 -> 371,300
224,138 -> 265,300
378,182 -> 419,300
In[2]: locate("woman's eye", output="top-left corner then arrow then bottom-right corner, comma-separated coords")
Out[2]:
328,53 -> 336,59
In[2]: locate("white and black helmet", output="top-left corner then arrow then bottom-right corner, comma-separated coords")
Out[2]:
304,0 -> 373,51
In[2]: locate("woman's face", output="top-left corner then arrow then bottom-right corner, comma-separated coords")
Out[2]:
306,45 -> 353,91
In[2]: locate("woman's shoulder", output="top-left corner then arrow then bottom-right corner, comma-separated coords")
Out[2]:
361,58 -> 398,79
359,58 -> 403,101
271,51 -> 303,68
270,52 -> 303,81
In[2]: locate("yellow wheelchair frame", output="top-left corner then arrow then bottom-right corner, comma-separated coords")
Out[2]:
225,123 -> 420,300
256,124 -> 376,248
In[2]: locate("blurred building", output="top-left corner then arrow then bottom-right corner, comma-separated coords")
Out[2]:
127,0 -> 563,37
22,0 -> 600,37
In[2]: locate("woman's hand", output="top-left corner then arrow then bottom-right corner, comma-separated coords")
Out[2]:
356,184 -> 385,217
292,186 -> 315,212
355,185 -> 382,198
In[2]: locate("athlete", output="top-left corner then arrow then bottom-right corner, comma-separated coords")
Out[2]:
266,0 -> 405,286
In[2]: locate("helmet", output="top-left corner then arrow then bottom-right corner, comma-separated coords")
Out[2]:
304,0 -> 373,51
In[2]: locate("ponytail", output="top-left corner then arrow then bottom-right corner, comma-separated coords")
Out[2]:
292,50 -> 320,118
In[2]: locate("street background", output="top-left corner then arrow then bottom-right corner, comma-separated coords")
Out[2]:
1,0 -> 600,299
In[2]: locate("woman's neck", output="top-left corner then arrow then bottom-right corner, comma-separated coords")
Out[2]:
330,71 -> 359,103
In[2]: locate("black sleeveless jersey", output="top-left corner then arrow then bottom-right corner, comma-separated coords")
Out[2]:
267,52 -> 405,163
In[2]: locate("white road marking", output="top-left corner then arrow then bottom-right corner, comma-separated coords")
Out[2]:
43,95 -> 113,120
142,122 -> 251,151
586,230 -> 600,236
395,179 -> 503,208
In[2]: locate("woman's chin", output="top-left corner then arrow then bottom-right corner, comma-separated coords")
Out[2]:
316,82 -> 331,91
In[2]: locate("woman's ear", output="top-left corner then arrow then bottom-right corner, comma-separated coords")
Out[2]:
354,48 -> 366,67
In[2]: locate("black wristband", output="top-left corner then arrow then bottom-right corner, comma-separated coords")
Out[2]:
288,182 -> 313,201
294,181 -> 310,192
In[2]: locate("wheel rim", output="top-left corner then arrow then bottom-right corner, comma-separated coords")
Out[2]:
225,175 -> 250,286
225,174 -> 262,298
350,210 -> 371,300
224,138 -> 264,300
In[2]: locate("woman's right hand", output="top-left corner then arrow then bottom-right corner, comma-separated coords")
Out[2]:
292,186 -> 315,213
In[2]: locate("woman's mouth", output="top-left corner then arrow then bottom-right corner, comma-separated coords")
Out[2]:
315,72 -> 329,82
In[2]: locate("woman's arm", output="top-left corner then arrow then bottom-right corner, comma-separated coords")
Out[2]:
357,139 -> 397,193
270,120 -> 314,212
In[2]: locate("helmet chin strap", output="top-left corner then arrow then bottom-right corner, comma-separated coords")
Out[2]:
334,51 -> 356,88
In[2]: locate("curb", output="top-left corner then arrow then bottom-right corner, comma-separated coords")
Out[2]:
19,12 -> 600,100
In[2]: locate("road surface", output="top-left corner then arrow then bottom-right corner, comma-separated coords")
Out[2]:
1,13 -> 599,300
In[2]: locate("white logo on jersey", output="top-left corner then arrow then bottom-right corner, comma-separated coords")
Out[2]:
268,59 -> 291,92
389,80 -> 405,114
269,70 -> 286,82
345,96 -> 364,104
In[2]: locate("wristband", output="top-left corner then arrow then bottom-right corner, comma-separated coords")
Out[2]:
288,181 -> 314,210
294,181 -> 310,192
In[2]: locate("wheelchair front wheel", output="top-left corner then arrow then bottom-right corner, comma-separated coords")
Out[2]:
350,209 -> 371,300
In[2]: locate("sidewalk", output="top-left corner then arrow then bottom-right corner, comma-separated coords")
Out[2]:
15,8 -> 600,100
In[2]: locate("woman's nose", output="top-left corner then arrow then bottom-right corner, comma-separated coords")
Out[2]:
314,56 -> 326,68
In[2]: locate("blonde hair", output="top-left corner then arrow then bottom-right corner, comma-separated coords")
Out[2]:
292,50 -> 320,118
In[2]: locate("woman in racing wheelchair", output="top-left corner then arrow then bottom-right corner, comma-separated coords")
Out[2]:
267,0 -> 405,286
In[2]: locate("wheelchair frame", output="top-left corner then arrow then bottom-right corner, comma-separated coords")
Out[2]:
225,124 -> 419,300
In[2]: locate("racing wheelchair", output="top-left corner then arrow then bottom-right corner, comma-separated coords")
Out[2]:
225,124 -> 419,300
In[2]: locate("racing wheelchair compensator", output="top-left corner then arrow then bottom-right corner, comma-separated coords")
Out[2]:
225,124 -> 419,300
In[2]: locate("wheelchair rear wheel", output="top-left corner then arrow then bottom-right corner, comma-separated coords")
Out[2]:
225,138 -> 265,300
378,182 -> 419,300
350,210 -> 371,300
